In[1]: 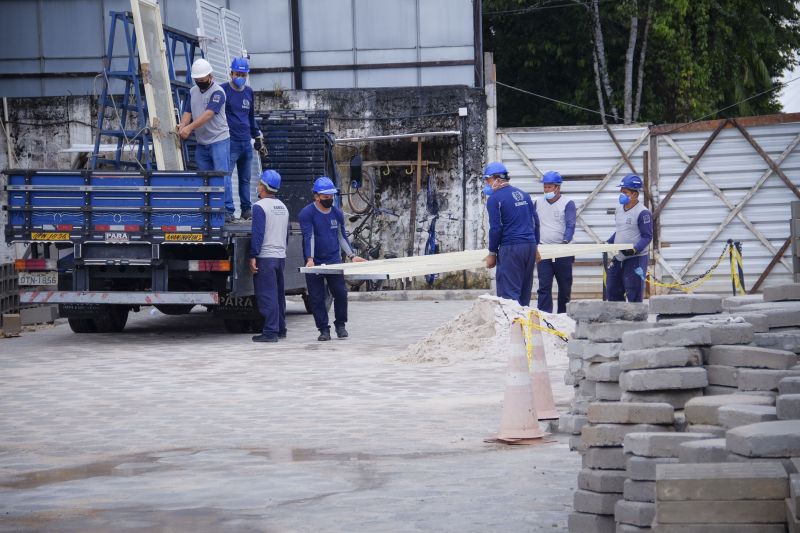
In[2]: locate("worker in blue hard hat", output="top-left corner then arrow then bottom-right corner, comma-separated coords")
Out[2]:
222,57 -> 264,220
299,177 -> 367,341
249,170 -> 289,342
178,58 -> 234,222
534,170 -> 576,313
482,161 -> 541,307
606,173 -> 652,302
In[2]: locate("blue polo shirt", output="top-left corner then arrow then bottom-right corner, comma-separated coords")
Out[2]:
298,203 -> 355,265
486,185 -> 540,254
221,83 -> 260,142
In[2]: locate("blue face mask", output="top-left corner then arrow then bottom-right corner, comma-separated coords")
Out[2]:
232,76 -> 246,88
483,184 -> 494,197
544,191 -> 556,201
619,193 -> 631,205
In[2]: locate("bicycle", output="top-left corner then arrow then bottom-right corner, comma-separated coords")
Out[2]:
345,205 -> 399,291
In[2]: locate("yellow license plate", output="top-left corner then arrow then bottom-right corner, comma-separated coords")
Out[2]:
165,233 -> 203,242
30,232 -> 70,241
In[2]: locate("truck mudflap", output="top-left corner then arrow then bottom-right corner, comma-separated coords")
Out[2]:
20,290 -> 219,305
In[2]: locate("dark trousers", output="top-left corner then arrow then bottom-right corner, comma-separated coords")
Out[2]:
606,255 -> 648,303
253,257 -> 286,337
496,242 -> 537,307
537,256 -> 574,313
305,272 -> 348,331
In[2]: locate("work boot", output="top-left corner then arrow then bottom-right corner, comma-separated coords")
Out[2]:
317,329 -> 331,341
225,213 -> 235,223
252,334 -> 278,343
241,209 -> 252,220
278,330 -> 287,339
335,325 -> 349,339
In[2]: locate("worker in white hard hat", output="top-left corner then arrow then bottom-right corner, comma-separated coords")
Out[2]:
177,58 -> 235,223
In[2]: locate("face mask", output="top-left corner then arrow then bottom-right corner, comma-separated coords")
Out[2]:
544,191 -> 556,201
232,76 -> 246,88
482,184 -> 493,197
196,80 -> 211,91
618,193 -> 631,205
319,198 -> 334,208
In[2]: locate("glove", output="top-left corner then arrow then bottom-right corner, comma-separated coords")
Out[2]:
621,248 -> 636,257
253,135 -> 264,153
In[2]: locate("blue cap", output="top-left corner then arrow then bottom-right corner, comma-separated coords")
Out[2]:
312,176 -> 337,195
618,173 -> 643,190
542,171 -> 562,184
260,169 -> 281,191
230,57 -> 250,73
483,161 -> 508,178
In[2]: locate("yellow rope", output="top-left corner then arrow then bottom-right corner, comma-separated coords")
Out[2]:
513,310 -> 570,367
731,245 -> 747,295
643,242 -> 731,293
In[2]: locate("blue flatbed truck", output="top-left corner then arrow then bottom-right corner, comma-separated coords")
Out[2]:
3,168 -> 310,333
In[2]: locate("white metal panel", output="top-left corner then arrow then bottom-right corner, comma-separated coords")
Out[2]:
356,68 -> 418,89
418,0 -> 473,47
197,0 -> 229,83
420,65 -> 474,87
222,9 -> 245,60
0,1 -> 39,59
231,0 -> 291,53
354,0 -> 417,49
303,70 -> 356,89
300,0 -> 353,51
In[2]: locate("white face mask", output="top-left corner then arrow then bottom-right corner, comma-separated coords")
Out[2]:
544,191 -> 556,200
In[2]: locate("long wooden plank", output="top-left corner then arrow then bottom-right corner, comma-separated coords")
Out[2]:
300,244 -> 633,280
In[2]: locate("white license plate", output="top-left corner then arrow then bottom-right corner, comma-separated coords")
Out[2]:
18,271 -> 58,286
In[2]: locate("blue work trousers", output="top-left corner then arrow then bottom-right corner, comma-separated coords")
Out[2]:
496,242 -> 537,307
536,256 -> 574,313
305,272 -> 348,331
253,257 -> 286,338
606,255 -> 648,303
195,138 -> 234,215
229,138 -> 253,213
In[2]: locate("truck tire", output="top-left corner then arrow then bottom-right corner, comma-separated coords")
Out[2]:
154,304 -> 195,315
223,318 -> 250,333
302,292 -> 333,314
68,317 -> 97,333
94,306 -> 129,333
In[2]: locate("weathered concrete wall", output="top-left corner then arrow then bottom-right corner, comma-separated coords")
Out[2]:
0,87 -> 488,287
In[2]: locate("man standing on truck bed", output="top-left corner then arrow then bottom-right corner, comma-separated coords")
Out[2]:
249,170 -> 289,343
299,177 -> 366,341
222,57 -> 264,220
178,58 -> 235,223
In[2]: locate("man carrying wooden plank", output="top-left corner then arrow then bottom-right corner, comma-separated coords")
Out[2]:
482,162 -> 541,307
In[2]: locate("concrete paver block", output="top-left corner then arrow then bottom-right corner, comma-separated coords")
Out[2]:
569,339 -> 588,359
576,321 -> 654,343
570,339 -> 623,361
615,499 -> 655,527
573,489 -> 623,515
568,511 -> 616,533
624,432 -> 717,458
718,404 -> 778,429
726,420 -> 800,458
587,402 -> 674,425
652,524 -> 785,533
570,434 -> 589,453
656,462 -> 788,501
579,379 -> 597,397
686,424 -> 725,438
706,365 -> 739,387
559,414 -> 589,435
777,394 -> 800,420
619,347 -> 701,371
736,301 -> 800,328
620,368 -> 708,392
684,394 -> 774,425
626,455 -> 679,481
654,500 -> 786,524
739,368 -> 800,391
616,523 -> 650,533
583,446 -> 628,470
724,294 -> 765,309
2,313 -> 21,337
622,322 -> 754,351
677,438 -> 727,463
764,283 -> 800,302
568,300 -> 649,323
595,381 -> 622,401
787,497 -> 800,533
703,384 -> 738,396
583,423 -> 673,448
780,377 -> 800,395
704,344 -> 798,369
649,294 -> 722,315
586,361 -> 622,382
578,468 -> 627,493
730,312 -> 770,333
753,330 -> 800,354
620,390 -> 702,409
624,478 -> 656,502
790,474 -> 800,516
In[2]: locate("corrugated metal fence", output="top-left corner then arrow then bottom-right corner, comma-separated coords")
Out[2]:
497,114 -> 800,296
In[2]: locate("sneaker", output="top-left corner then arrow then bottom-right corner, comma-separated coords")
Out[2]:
225,213 -> 235,223
317,329 -> 331,341
278,330 -> 287,339
252,334 -> 278,343
241,209 -> 252,220
335,326 -> 349,339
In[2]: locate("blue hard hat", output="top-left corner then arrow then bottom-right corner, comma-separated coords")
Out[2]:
483,161 -> 508,178
619,173 -> 643,190
260,169 -> 281,191
312,176 -> 337,195
542,171 -> 563,184
230,57 -> 250,73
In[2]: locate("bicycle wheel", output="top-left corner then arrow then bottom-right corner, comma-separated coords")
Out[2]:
347,169 -> 375,215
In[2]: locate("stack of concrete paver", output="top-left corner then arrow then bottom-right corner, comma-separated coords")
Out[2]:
615,431 -> 715,532
683,393 -> 775,437
562,301 -> 650,452
653,462 -> 790,532
569,402 -> 674,533
702,344 -> 799,397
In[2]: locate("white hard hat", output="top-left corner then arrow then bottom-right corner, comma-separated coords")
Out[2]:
191,58 -> 213,78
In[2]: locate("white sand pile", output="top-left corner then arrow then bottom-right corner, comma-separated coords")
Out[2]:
399,295 -> 575,365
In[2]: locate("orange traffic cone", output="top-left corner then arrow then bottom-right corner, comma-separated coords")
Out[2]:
529,313 -> 559,420
495,321 -> 545,444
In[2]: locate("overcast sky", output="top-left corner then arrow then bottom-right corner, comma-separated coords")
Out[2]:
780,65 -> 800,112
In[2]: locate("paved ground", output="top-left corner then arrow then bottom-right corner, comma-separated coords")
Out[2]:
0,299 -> 579,532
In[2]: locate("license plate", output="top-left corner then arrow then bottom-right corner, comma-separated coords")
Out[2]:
18,271 -> 58,286
105,231 -> 129,243
165,233 -> 202,242
30,232 -> 70,241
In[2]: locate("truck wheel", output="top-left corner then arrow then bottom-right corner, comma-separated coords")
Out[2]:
68,317 -> 97,333
223,319 -> 250,333
154,304 -> 195,315
302,292 -> 333,314
94,306 -> 129,333
249,317 -> 265,333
